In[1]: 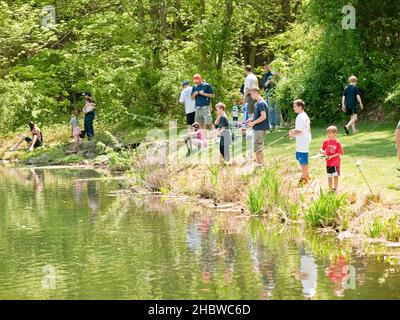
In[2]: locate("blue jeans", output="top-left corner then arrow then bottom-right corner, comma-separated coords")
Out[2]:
266,94 -> 280,127
84,111 -> 95,140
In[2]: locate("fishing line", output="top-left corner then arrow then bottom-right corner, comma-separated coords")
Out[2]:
348,155 -> 374,196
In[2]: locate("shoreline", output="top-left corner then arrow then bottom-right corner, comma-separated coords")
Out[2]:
1,123 -> 399,246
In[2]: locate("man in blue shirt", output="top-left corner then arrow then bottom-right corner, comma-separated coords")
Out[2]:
247,87 -> 269,167
261,62 -> 273,91
191,74 -> 215,130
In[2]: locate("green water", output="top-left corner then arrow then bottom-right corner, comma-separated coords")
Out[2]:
1,167 -> 400,300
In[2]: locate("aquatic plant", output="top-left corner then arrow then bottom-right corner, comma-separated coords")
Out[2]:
365,215 -> 400,242
247,186 -> 266,215
304,191 -> 349,228
246,166 -> 299,219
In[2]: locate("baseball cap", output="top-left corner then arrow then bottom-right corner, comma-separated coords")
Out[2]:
82,91 -> 92,97
182,80 -> 190,85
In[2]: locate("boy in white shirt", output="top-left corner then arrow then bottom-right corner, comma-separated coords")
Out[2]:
289,99 -> 312,186
179,80 -> 196,131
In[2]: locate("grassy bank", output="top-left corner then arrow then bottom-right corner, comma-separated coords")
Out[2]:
0,120 -> 399,242
126,119 -> 400,242
0,123 -> 146,170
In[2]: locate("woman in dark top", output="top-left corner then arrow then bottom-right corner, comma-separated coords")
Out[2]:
11,122 -> 43,152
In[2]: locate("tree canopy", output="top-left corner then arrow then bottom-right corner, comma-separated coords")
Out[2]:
0,0 -> 399,132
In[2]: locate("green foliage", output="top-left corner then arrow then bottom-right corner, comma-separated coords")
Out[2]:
365,215 -> 400,242
270,0 -> 400,122
366,216 -> 384,238
107,149 -> 131,172
1,0 -> 400,134
247,187 -> 266,215
247,166 -> 299,219
305,190 -> 349,228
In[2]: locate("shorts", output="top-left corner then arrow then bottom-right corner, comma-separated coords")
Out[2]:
296,152 -> 309,166
25,136 -> 42,148
346,107 -> 357,116
327,166 -> 340,177
254,130 -> 266,153
195,106 -> 212,125
186,111 -> 195,126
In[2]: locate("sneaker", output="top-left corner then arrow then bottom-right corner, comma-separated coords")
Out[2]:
298,178 -> 307,186
344,126 -> 349,135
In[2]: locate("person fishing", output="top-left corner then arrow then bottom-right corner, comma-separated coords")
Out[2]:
11,122 -> 43,152
82,91 -> 96,140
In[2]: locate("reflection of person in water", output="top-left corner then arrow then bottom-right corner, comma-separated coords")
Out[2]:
353,253 -> 367,286
73,180 -> 84,203
28,169 -> 43,195
186,213 -> 218,284
325,255 -> 349,297
299,248 -> 318,299
250,241 -> 276,300
87,180 -> 100,216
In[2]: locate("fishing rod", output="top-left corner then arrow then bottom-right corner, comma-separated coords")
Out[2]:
368,105 -> 400,132
264,128 -> 294,148
349,156 -> 374,196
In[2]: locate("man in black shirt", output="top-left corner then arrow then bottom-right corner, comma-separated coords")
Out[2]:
342,76 -> 364,135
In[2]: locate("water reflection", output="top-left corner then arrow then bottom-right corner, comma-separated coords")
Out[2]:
299,248 -> 318,299
0,167 -> 400,299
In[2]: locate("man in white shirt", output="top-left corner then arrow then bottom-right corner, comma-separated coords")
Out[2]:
179,80 -> 196,131
289,99 -> 312,185
242,65 -> 259,119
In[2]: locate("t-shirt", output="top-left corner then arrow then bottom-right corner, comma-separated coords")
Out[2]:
191,82 -> 214,107
343,84 -> 360,109
83,100 -> 95,114
322,139 -> 343,167
232,105 -> 240,118
295,112 -> 311,152
179,86 -> 195,114
253,99 -> 269,131
217,115 -> 231,145
261,71 -> 273,90
70,117 -> 79,128
244,73 -> 258,92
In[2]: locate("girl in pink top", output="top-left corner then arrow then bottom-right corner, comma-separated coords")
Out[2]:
184,122 -> 207,155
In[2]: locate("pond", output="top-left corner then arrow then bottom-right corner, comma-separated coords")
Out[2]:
0,167 -> 400,300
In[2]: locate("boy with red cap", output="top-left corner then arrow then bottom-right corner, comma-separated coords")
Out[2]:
191,74 -> 215,130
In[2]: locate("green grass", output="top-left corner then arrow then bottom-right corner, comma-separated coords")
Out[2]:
262,120 -> 400,203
